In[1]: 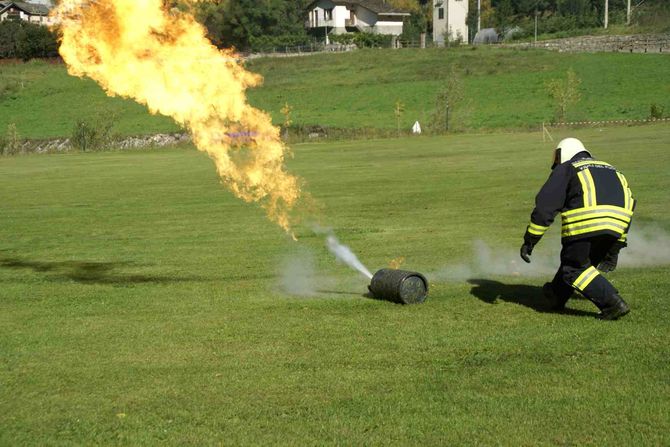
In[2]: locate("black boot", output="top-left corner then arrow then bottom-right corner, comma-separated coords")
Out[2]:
597,293 -> 630,320
543,282 -> 568,311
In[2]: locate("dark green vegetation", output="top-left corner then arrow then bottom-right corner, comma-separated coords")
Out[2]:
471,0 -> 670,42
0,20 -> 59,60
1,125 -> 669,444
189,0 -> 313,52
1,48 -> 669,140
177,0 -> 670,49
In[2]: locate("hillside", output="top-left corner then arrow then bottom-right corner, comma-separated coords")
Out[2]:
1,47 -> 669,139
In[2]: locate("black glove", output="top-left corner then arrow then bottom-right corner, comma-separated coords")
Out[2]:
598,241 -> 626,273
520,242 -> 533,263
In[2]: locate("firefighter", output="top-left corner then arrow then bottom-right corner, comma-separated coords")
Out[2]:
520,137 -> 634,320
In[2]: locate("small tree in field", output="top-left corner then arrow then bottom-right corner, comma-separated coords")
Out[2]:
280,102 -> 293,140
394,100 -> 405,136
546,68 -> 582,123
429,67 -> 466,133
1,123 -> 21,156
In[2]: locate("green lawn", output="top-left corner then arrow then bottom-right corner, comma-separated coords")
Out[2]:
1,124 -> 669,445
1,48 -> 669,139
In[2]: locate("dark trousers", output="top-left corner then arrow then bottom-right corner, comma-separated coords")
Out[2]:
551,235 -> 619,310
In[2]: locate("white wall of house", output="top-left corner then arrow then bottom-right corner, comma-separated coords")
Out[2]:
308,0 -> 350,33
433,0 -> 469,45
353,7 -> 404,35
0,7 -> 52,25
307,1 -> 406,36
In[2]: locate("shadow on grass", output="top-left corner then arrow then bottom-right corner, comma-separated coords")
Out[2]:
468,278 -> 597,317
0,257 -> 201,285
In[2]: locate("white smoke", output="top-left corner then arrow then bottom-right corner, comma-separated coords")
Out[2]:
431,225 -> 670,283
429,239 -> 558,282
620,224 -> 670,267
277,245 -> 371,297
325,234 -> 373,279
278,248 -> 318,296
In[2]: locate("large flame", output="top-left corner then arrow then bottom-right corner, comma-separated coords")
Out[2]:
52,0 -> 301,233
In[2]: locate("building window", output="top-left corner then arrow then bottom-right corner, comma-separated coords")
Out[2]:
324,8 -> 333,21
438,7 -> 444,19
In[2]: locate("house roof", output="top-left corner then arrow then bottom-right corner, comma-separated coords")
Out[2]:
307,0 -> 411,16
0,1 -> 51,16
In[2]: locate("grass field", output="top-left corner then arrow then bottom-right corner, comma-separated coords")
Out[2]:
1,47 -> 669,139
1,124 -> 669,445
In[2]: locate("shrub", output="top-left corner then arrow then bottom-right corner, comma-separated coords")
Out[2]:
330,32 -> 393,48
0,76 -> 22,99
248,34 -> 314,53
1,123 -> 22,156
649,104 -> 665,120
70,118 -> 114,152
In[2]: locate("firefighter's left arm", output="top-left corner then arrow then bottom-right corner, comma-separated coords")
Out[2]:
524,163 -> 571,247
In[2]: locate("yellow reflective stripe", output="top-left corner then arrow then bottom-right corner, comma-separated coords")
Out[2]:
627,190 -> 634,212
616,171 -> 629,188
576,171 -> 590,207
528,222 -> 549,235
562,221 -> 628,238
572,160 -> 613,168
563,218 -> 628,232
577,170 -> 596,207
616,172 -> 631,211
529,223 -> 549,231
573,266 -> 599,291
618,234 -> 627,243
561,207 -> 632,224
584,169 -> 597,206
562,205 -> 633,218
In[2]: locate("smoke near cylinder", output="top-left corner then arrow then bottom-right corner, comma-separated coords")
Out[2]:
431,225 -> 670,283
325,234 -> 373,280
52,0 -> 300,233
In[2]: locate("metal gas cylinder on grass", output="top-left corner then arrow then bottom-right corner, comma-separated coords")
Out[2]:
368,269 -> 429,305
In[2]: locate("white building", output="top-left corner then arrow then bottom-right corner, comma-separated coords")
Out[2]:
305,0 -> 411,36
0,1 -> 53,25
433,0 -> 469,45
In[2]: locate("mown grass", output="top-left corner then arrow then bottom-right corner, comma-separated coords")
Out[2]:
1,47 -> 669,139
1,124 -> 669,445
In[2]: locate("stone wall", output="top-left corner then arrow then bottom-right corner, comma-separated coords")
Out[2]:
511,34 -> 670,54
2,133 -> 190,156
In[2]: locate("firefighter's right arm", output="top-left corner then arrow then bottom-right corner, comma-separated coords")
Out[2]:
523,163 -> 572,247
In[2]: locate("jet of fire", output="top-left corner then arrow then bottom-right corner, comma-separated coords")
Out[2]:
52,0 -> 301,233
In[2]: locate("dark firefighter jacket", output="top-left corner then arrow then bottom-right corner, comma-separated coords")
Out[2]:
524,152 -> 635,246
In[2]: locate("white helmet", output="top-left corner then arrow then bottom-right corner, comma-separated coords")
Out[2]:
554,138 -> 591,166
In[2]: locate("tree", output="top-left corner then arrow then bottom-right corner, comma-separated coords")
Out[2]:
0,20 -> 59,60
194,0 -> 312,52
394,100 -> 405,136
545,68 -> 582,123
467,0 -> 495,37
280,102 -> 293,140
429,68 -> 467,133
387,0 -> 421,13
494,0 -> 514,31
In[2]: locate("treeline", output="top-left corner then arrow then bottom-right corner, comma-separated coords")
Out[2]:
0,20 -> 59,60
467,0 -> 670,40
2,0 -> 668,60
